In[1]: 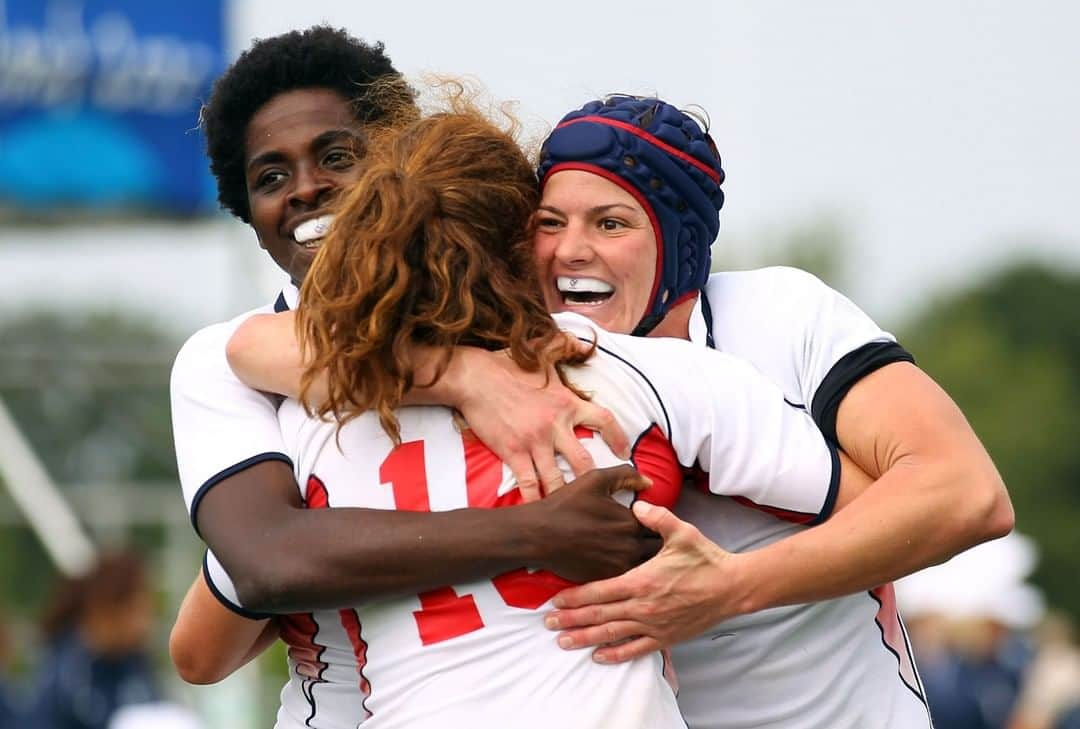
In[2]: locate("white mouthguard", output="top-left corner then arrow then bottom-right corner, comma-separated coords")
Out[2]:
294,215 -> 334,243
556,276 -> 615,294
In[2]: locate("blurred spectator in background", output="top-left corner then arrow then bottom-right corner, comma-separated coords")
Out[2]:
1009,612 -> 1080,729
898,532 -> 1046,729
28,552 -> 160,729
0,613 -> 25,729
1057,707 -> 1080,729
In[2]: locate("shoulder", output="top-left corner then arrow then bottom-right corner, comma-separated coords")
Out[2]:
706,266 -> 837,309
553,311 -> 601,341
171,304 -> 276,385
555,312 -> 703,376
556,311 -> 744,432
705,266 -> 888,342
173,321 -> 232,369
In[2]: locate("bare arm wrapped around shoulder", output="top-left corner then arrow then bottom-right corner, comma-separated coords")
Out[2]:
226,311 -> 629,499
545,362 -> 1014,663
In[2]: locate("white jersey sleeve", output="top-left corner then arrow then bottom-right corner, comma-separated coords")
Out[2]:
698,267 -> 913,442
169,308 -> 291,533
201,548 -> 272,619
555,313 -> 839,523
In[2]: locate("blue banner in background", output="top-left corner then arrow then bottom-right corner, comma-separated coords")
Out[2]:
0,0 -> 225,215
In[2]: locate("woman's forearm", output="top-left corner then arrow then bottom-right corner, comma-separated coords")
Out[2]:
170,568 -> 273,684
736,361 -> 1013,612
732,450 -> 1010,613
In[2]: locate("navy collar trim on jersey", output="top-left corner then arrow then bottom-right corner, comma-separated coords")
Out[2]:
699,289 -> 716,349
274,283 -> 300,312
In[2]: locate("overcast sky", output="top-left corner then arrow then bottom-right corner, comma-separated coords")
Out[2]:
3,0 -> 1078,334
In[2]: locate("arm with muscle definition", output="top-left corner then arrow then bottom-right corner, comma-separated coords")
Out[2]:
544,275 -> 1012,662
173,317 -> 650,615
226,311 -> 629,500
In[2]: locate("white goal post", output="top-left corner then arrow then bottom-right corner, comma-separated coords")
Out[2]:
0,395 -> 96,576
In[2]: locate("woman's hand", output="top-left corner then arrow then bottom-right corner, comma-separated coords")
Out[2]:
430,345 -> 631,502
541,362 -> 1017,666
543,501 -> 743,663
228,316 -> 632,501
530,465 -> 660,582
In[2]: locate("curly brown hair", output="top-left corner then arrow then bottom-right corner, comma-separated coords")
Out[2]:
297,91 -> 587,442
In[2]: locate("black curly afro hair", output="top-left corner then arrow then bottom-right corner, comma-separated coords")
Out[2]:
201,25 -> 404,223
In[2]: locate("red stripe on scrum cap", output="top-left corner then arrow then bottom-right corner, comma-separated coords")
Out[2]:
556,115 -> 722,184
668,289 -> 699,310
542,161 -> 665,318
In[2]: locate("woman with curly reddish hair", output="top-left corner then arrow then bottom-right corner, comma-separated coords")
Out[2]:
170,97 -> 861,728
294,107 -> 585,440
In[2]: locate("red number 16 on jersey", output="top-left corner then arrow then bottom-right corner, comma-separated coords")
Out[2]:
378,435 -> 575,646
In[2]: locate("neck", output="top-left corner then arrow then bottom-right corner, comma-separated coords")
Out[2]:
647,295 -> 695,341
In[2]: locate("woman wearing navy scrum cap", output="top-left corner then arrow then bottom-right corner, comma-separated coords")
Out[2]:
536,95 -> 1014,728
536,97 -> 724,340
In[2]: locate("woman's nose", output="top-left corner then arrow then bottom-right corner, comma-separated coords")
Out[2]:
552,222 -> 594,266
288,165 -> 334,208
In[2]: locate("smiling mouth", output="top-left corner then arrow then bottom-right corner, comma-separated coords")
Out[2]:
556,276 -> 614,306
294,215 -> 334,250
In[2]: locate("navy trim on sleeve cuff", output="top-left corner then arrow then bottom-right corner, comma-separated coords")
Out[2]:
189,451 -> 293,536
808,441 -> 842,526
811,341 -> 915,445
201,552 -> 273,620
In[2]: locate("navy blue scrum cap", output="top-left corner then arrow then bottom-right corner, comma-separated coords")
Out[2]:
537,96 -> 725,335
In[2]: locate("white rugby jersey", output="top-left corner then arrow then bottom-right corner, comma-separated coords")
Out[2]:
671,267 -> 932,729
204,312 -> 840,729
170,285 -> 297,532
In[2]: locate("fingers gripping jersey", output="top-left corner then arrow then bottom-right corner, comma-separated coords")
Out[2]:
207,313 -> 836,729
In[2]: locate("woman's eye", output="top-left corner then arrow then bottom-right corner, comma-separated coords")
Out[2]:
600,218 -> 625,231
535,216 -> 563,230
255,170 -> 286,190
323,149 -> 354,169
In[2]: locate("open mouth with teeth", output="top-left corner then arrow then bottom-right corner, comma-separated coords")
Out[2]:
556,276 -> 615,306
294,215 -> 334,250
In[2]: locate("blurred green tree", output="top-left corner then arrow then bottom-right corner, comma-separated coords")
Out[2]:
0,311 -> 180,616
0,311 -> 178,484
899,260 -> 1080,621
